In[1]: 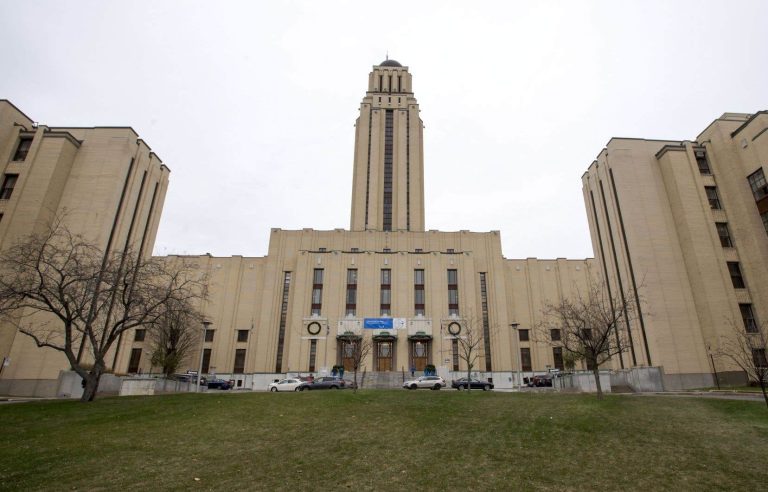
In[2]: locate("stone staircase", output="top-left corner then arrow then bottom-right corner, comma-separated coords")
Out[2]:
359,371 -> 406,389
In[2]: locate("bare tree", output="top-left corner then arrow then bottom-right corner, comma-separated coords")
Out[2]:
0,220 -> 206,402
539,281 -> 636,400
148,297 -> 202,376
341,335 -> 372,393
448,317 -> 484,390
450,316 -> 489,392
716,320 -> 768,409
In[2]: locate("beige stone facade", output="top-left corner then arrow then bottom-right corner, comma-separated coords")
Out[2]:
1,61 -> 765,395
582,112 -> 768,388
0,100 -> 169,395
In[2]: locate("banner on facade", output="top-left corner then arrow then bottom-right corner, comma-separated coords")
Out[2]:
363,318 -> 407,329
364,318 -> 393,329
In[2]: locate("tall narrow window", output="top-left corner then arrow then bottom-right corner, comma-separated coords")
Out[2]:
452,338 -> 459,371
12,137 -> 32,161
520,348 -> 532,372
753,349 -> 768,368
205,329 -> 215,342
128,348 -> 142,373
762,211 -> 768,236
447,269 -> 459,316
383,109 -> 394,231
715,222 -> 733,247
311,268 -> 324,315
1,174 -> 19,200
550,329 -> 561,341
553,347 -> 564,371
727,262 -> 745,289
740,304 -> 758,333
233,349 -> 246,373
309,339 -> 317,372
134,329 -> 146,342
705,186 -> 721,210
380,269 -> 391,316
237,330 -> 249,343
695,150 -> 711,174
201,348 -> 211,374
479,273 -> 492,371
345,269 -> 357,316
518,329 -> 530,342
414,269 -> 425,316
747,168 -> 767,201
275,272 -> 291,373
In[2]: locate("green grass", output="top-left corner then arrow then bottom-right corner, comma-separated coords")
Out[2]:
1,391 -> 767,491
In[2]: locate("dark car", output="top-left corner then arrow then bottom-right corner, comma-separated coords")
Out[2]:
451,377 -> 494,391
300,376 -> 346,390
528,375 -> 553,387
206,378 -> 233,390
171,374 -> 206,385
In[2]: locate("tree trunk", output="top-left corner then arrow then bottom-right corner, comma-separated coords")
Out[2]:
592,362 -> 603,400
81,371 -> 101,402
759,380 -> 768,409
466,365 -> 472,393
353,369 -> 358,393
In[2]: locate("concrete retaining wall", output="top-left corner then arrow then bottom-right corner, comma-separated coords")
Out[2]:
611,367 -> 665,392
119,378 -> 155,396
555,371 -> 612,393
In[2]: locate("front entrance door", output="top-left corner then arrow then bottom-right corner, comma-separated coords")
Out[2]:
340,340 -> 356,372
411,340 -> 430,372
375,340 -> 394,371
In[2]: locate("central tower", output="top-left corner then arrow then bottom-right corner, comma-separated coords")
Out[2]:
350,59 -> 425,232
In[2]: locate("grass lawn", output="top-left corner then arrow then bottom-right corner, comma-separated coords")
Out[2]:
1,391 -> 767,491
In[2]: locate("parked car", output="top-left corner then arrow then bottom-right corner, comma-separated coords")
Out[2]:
403,375 -> 446,390
451,377 -> 494,391
300,376 -> 346,390
528,375 -> 553,387
268,378 -> 308,392
206,379 -> 232,390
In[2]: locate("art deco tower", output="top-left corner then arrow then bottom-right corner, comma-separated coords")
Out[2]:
350,59 -> 425,232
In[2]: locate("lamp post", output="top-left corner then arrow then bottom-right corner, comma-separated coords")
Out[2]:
510,322 -> 523,391
197,320 -> 212,392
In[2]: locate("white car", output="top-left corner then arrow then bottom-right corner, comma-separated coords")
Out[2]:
403,376 -> 446,390
268,378 -> 307,392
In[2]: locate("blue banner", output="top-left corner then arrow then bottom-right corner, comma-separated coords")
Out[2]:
363,318 -> 393,329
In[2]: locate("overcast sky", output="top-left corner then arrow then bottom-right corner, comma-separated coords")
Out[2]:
2,1 -> 766,260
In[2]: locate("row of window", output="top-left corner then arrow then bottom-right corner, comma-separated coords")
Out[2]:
133,327 -> 250,344
518,347 -> 564,372
311,268 -> 460,317
127,347 -> 247,374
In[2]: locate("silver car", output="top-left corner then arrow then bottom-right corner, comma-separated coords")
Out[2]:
403,376 -> 446,390
268,378 -> 307,392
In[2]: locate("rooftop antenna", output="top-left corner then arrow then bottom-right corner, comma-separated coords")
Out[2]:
386,50 -> 389,60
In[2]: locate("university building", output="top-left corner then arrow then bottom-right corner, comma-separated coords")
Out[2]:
0,60 -> 765,395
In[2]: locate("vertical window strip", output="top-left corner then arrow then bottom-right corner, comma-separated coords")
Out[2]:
309,339 -> 317,372
311,268 -> 324,315
406,110 -> 411,230
447,269 -> 459,316
346,269 -> 357,316
365,109 -> 372,228
383,109 -> 394,231
479,273 -> 492,371
380,269 -> 391,316
452,339 -> 459,371
414,269 -> 425,316
275,272 -> 292,373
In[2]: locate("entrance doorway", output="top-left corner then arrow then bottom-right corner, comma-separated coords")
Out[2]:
374,339 -> 395,371
338,338 -> 359,372
410,339 -> 431,372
